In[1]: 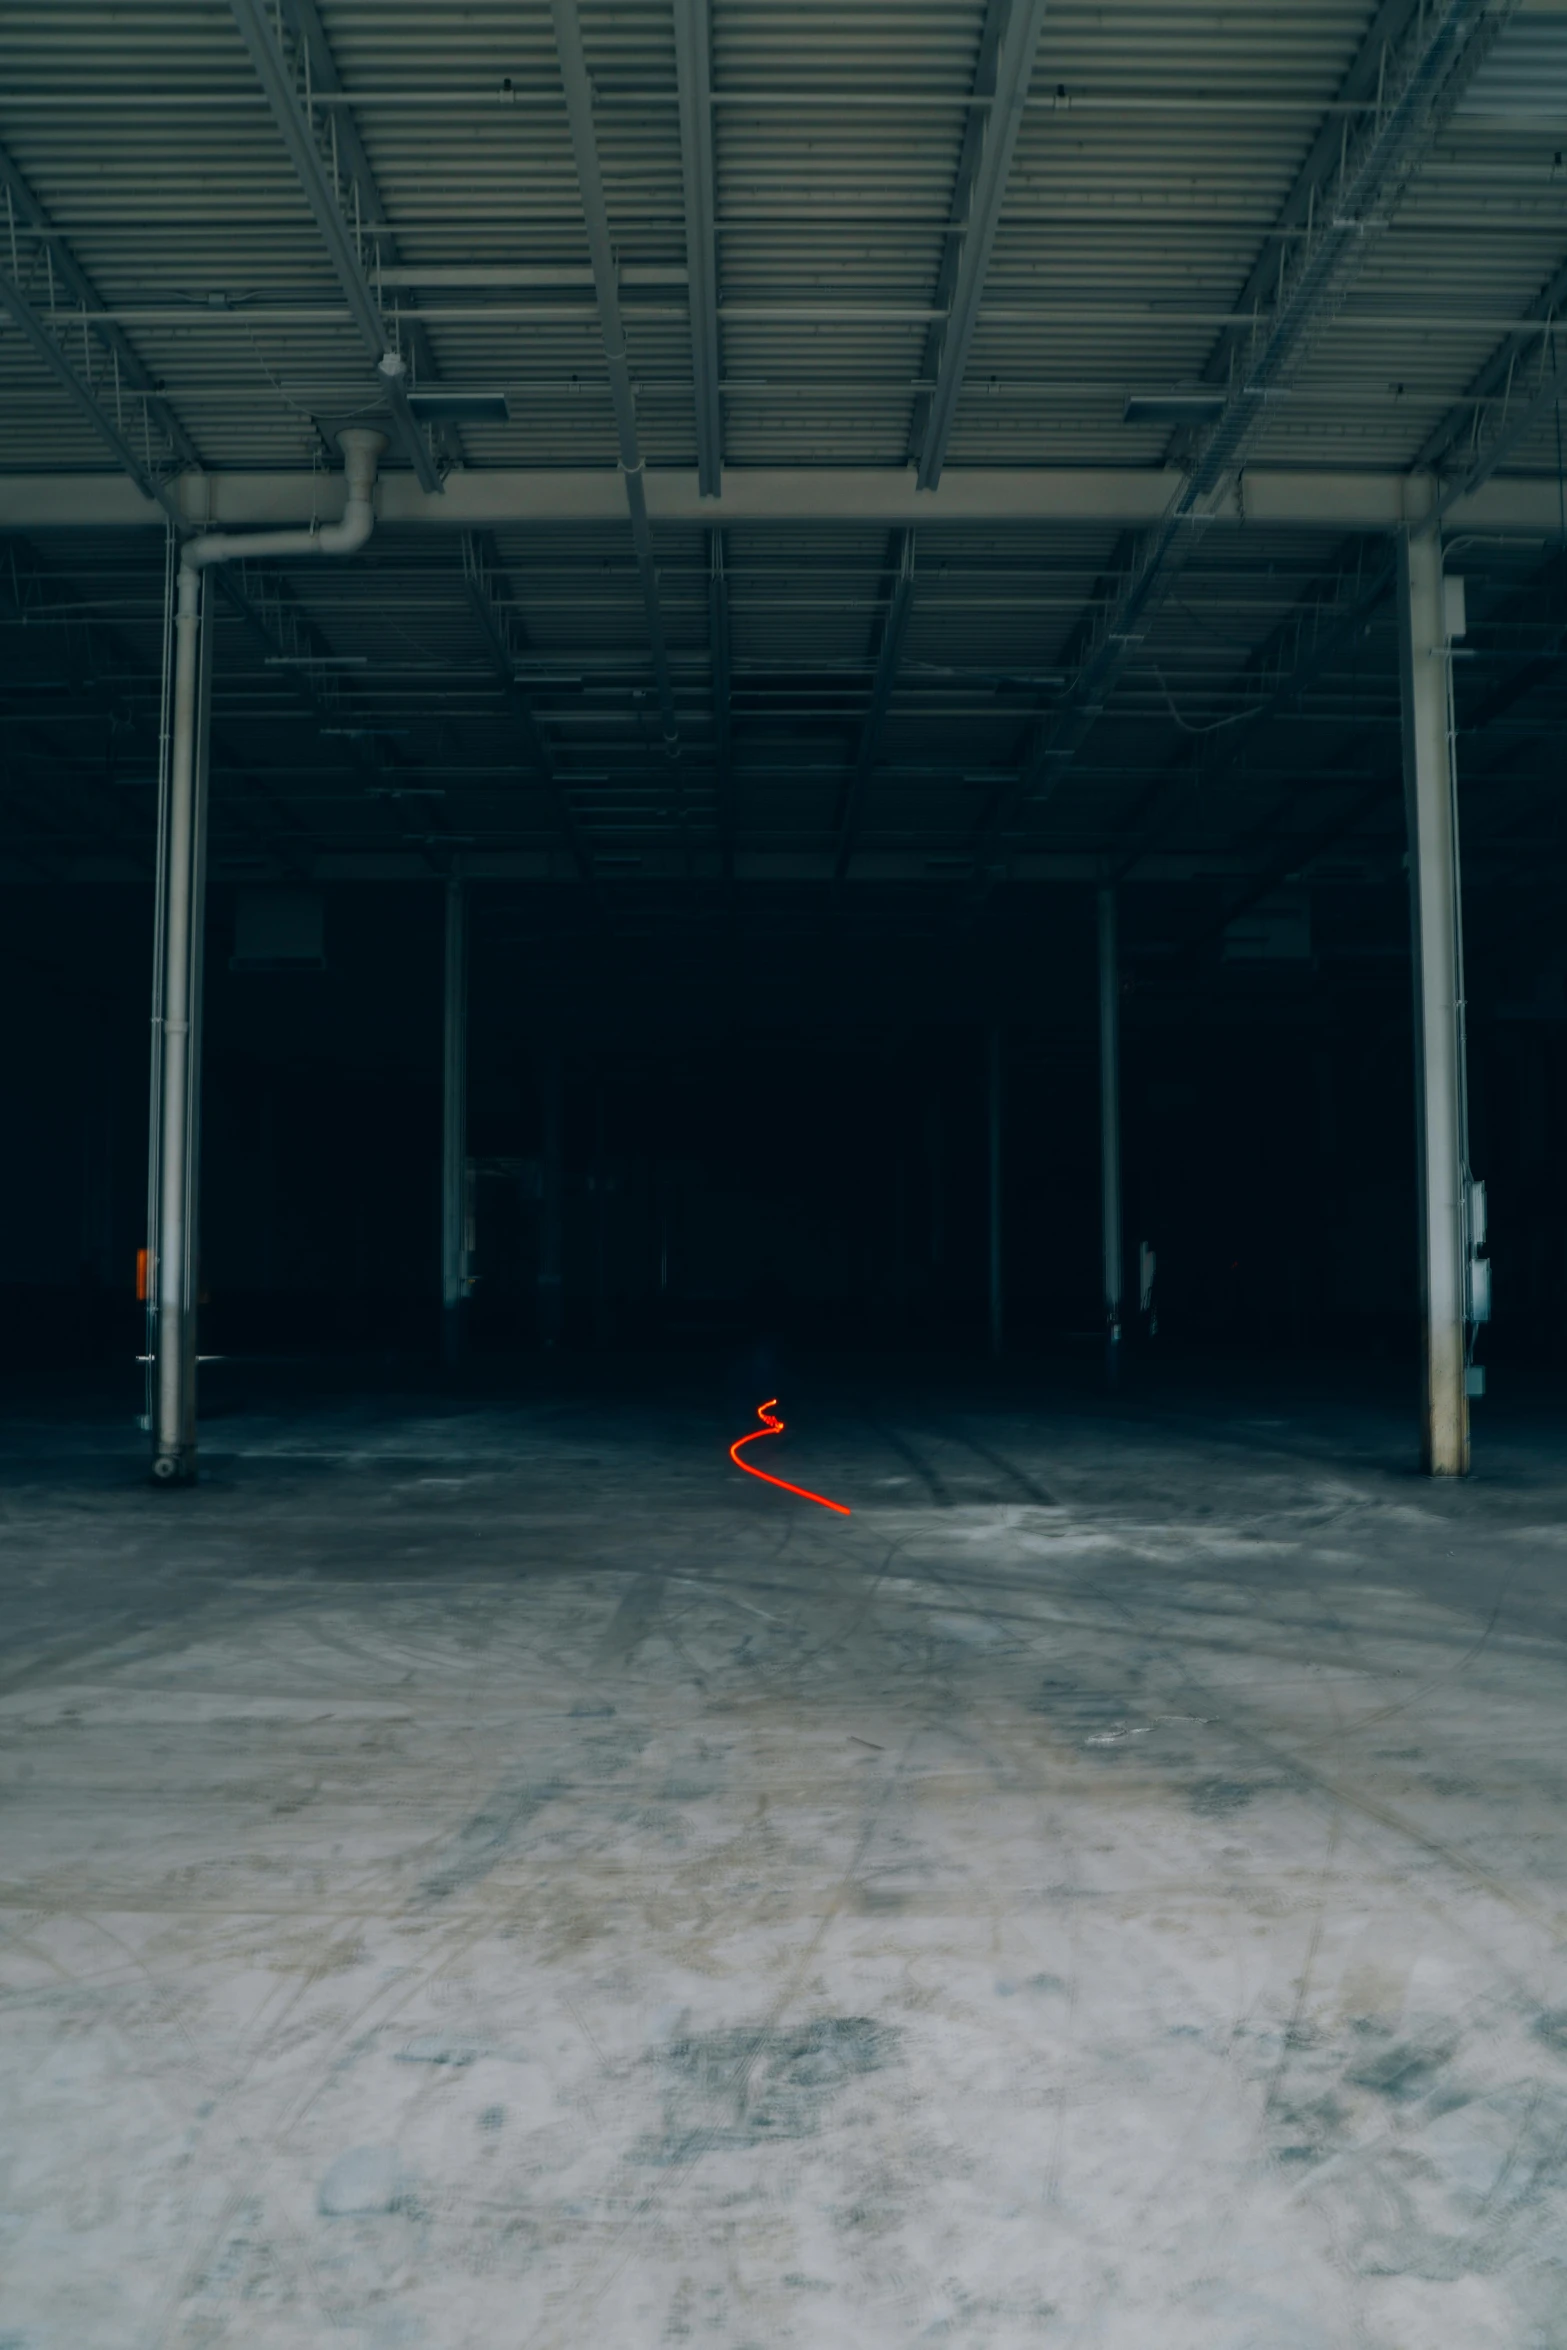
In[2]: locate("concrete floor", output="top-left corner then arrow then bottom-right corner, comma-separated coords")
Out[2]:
4,1361 -> 1567,2348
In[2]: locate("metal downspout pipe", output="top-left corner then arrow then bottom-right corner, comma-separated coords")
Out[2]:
1398,519 -> 1470,1475
149,555 -> 210,1481
177,426 -> 386,573
148,430 -> 385,1482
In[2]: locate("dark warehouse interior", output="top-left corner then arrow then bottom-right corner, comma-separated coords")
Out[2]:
8,2 -> 1567,2342
11,860 -> 1567,1370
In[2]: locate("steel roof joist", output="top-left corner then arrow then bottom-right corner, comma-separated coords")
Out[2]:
275,0 -> 463,467
674,0 -> 722,496
971,0 -> 1522,879
550,0 -> 684,783
0,139 -> 407,820
0,143 -> 202,509
914,0 -> 1049,491
708,529 -> 734,870
224,0 -> 441,491
1192,0 -> 1426,404
459,529 -> 598,887
834,530 -> 916,878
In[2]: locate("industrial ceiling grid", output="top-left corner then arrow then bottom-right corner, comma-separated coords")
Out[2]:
2,2 -> 1567,887
1272,123 -> 1567,469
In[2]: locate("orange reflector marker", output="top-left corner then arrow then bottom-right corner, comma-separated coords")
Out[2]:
728,1398 -> 850,1516
136,1247 -> 150,1303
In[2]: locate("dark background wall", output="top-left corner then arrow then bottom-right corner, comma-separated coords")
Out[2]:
1,877 -> 1558,1375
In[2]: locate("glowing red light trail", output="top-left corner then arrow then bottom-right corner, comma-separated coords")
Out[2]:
728,1398 -> 851,1516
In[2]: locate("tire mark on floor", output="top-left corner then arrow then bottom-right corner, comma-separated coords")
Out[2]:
943,1422 -> 1057,1507
599,1569 -> 667,1665
859,1414 -> 951,1506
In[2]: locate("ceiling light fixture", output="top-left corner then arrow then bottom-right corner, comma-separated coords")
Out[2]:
405,390 -> 512,423
1122,393 -> 1226,426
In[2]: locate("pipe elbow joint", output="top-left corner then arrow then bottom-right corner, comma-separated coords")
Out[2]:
180,429 -> 386,572
337,427 -> 387,498
295,428 -> 386,557
312,498 -> 375,558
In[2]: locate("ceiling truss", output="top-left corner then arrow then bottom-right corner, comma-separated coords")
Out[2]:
3,0 -> 1566,900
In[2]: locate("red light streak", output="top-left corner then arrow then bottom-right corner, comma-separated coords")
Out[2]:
728,1398 -> 851,1516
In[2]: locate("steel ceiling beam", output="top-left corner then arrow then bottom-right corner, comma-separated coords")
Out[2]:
276,0 -> 454,450
673,0 -> 722,497
0,696 -> 149,870
916,0 -> 1050,490
0,534 -> 316,873
1182,778 -> 1396,963
210,566 -> 452,872
831,0 -> 1035,871
708,530 -> 734,874
1417,254 -> 1567,479
460,531 -> 598,887
0,262 -> 180,523
1428,296 -> 1567,527
1193,0 -> 1425,402
0,150 -> 430,842
834,532 -> 916,880
971,0 -> 1517,880
1109,542 -> 1398,879
1155,545 -> 1567,953
908,0 -> 1009,474
674,1 -> 728,861
0,145 -> 200,516
8,467 -> 1564,536
225,0 -> 442,492
551,0 -> 684,784
24,300 -> 1567,336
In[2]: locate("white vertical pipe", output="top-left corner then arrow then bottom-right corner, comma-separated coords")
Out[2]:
441,877 -> 469,1366
151,560 -> 205,1480
183,584 -> 213,1458
1098,886 -> 1124,1373
146,433 -> 386,1478
1398,524 -> 1469,1475
144,526 -> 177,1433
987,1028 -> 1003,1357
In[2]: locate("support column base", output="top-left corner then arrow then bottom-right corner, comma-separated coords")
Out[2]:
1422,1329 -> 1470,1476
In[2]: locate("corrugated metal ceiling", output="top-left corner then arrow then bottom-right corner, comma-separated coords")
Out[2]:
2,0 -> 1566,885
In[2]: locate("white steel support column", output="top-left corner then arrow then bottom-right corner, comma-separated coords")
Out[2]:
440,878 -> 469,1369
1398,525 -> 1469,1475
148,559 -> 212,1482
1098,887 -> 1124,1378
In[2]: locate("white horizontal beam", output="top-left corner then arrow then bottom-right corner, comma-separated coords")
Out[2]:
3,466 -> 1562,536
